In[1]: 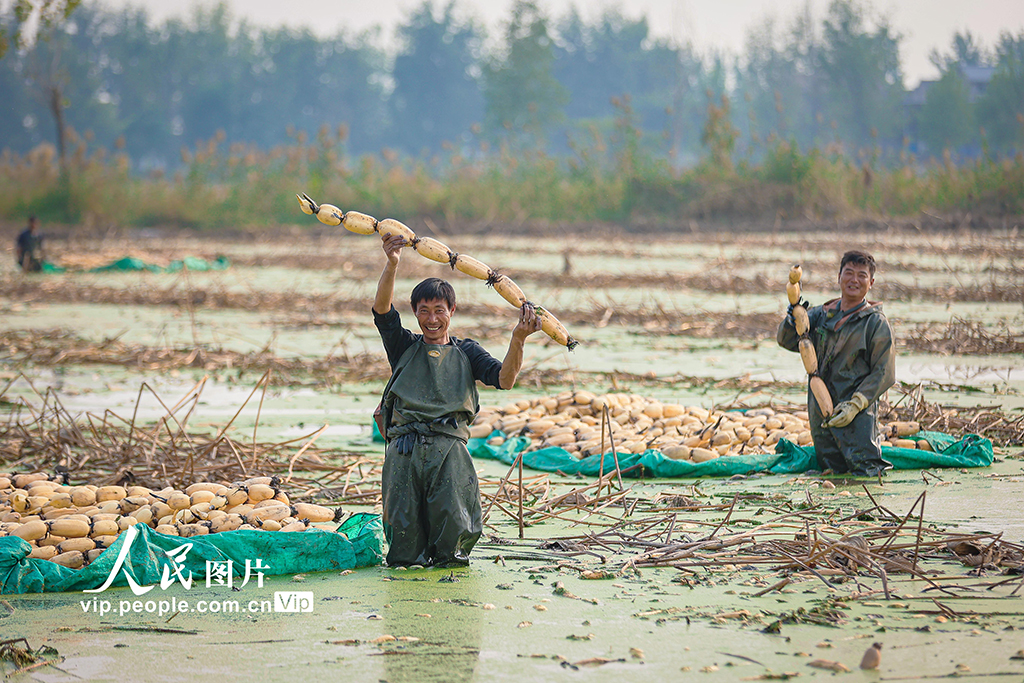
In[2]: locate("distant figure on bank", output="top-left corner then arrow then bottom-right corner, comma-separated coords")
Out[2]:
777,250 -> 895,476
16,216 -> 44,272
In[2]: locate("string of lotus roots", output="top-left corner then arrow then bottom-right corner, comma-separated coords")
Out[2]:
297,193 -> 578,350
787,265 -> 834,417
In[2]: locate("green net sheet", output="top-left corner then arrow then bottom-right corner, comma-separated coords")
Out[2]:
0,512 -> 383,594
88,256 -> 230,272
468,430 -> 992,478
40,261 -> 66,273
36,256 -> 229,274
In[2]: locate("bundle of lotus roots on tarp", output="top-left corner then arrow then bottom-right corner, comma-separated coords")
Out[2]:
0,473 -> 383,589
296,192 -> 577,350
466,391 -> 994,478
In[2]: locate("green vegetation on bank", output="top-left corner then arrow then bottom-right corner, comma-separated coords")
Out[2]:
2,101 -> 1021,229
2,0 -> 1022,228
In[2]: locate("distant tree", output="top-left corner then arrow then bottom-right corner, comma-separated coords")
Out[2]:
917,67 -> 974,153
0,0 -> 80,58
134,5 -> 387,159
552,8 -> 682,137
96,6 -> 177,164
22,16 -> 72,175
735,16 -> 820,149
1,1 -> 390,165
662,44 -> 714,160
816,0 -> 904,148
736,5 -> 875,156
976,31 -> 1024,151
929,30 -> 986,70
390,1 -> 484,155
784,6 -> 830,145
483,0 -> 568,144
13,4 -> 118,176
248,26 -> 388,153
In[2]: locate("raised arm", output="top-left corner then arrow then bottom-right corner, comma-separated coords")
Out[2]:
373,234 -> 407,315
498,303 -> 543,390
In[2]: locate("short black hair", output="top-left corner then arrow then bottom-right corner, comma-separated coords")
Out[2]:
840,250 -> 876,277
411,278 -> 456,311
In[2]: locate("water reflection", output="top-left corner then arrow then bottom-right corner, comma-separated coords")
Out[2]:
381,569 -> 481,683
902,363 -> 1019,384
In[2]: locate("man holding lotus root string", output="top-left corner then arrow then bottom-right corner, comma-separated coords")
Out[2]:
777,250 -> 896,477
373,233 -> 542,567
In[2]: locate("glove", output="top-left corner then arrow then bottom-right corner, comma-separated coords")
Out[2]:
823,392 -> 869,429
785,299 -> 810,325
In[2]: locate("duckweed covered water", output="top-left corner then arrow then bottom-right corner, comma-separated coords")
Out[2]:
4,230 -> 1024,680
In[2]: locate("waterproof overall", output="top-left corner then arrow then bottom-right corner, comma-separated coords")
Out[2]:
380,340 -> 483,567
778,299 -> 896,476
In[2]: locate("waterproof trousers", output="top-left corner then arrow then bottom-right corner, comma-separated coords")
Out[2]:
381,432 -> 482,567
809,395 -> 891,476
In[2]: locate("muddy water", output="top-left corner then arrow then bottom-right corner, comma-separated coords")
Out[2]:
4,231 -> 1024,680
3,395 -> 1024,680
6,483 -> 1024,682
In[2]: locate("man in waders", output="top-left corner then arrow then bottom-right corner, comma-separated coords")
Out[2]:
16,216 -> 44,272
777,250 -> 895,476
373,233 -> 542,567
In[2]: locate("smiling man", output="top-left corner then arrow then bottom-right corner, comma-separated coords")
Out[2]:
372,233 -> 541,567
777,250 -> 896,477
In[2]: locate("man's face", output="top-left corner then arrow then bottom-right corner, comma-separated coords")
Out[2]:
838,262 -> 874,303
415,298 -> 454,344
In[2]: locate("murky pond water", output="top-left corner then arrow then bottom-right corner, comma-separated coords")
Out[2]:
3,230 -> 1024,680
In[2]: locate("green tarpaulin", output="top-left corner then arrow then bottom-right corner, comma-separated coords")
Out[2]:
468,430 -> 992,478
37,256 -> 230,274
40,261 -> 66,273
0,512 -> 383,594
88,257 -> 162,272
88,256 -> 230,272
166,256 -> 230,272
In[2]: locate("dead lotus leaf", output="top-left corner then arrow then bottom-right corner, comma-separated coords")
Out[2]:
580,569 -> 614,580
947,540 -> 984,556
574,657 -> 624,667
808,659 -> 850,673
713,609 -> 752,621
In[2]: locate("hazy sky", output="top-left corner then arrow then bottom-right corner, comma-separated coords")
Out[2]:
84,0 -> 1024,87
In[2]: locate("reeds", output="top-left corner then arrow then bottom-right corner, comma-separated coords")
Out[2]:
2,115 -> 1021,228
0,373 -> 382,504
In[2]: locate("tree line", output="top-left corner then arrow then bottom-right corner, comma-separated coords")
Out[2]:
0,0 -> 1021,174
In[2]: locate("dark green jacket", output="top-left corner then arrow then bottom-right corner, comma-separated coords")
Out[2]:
778,299 -> 896,404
